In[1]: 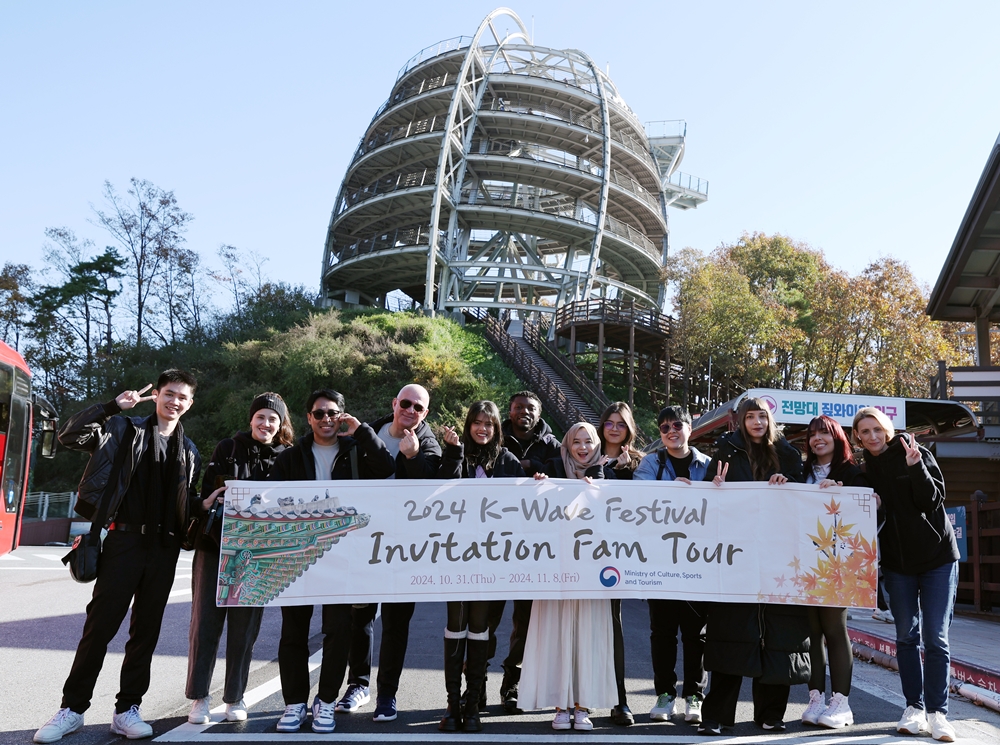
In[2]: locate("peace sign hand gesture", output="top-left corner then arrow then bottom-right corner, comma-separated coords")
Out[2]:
901,433 -> 921,467
116,384 -> 155,410
712,461 -> 729,486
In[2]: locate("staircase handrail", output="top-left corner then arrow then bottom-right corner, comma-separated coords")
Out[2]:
479,314 -> 590,433
523,320 -> 611,416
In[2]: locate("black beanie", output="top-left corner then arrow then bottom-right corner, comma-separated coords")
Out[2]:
249,392 -> 287,423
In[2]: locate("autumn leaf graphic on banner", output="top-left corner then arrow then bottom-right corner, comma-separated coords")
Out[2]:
773,496 -> 877,607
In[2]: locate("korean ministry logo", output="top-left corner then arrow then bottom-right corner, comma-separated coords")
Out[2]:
599,566 -> 620,588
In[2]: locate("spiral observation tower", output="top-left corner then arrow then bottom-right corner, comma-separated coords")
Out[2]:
321,7 -> 708,319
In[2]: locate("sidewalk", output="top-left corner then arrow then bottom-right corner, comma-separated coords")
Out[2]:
848,607 -> 1000,696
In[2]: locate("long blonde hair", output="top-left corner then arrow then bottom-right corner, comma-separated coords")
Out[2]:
561,422 -> 603,480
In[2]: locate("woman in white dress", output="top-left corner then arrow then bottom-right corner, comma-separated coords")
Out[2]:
520,422 -> 617,731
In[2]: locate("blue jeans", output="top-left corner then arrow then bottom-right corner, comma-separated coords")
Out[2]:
883,561 -> 957,714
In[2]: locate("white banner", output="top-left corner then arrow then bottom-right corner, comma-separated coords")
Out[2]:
217,479 -> 877,609
745,388 -> 906,429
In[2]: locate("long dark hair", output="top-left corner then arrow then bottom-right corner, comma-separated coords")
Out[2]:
803,415 -> 854,474
462,400 -> 504,473
736,397 -> 781,481
597,401 -> 638,453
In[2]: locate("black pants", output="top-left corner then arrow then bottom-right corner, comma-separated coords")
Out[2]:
279,603 -> 352,705
186,546 -> 263,702
648,599 -> 707,698
488,599 -> 532,691
701,672 -> 789,727
375,602 -> 415,699
611,599 -> 628,707
807,607 -> 852,695
61,531 -> 180,714
347,604 -> 377,688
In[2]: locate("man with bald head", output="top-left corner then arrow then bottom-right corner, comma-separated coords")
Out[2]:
364,383 -> 441,721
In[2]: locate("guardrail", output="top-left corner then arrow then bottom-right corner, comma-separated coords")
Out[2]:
22,491 -> 77,521
554,298 -> 672,338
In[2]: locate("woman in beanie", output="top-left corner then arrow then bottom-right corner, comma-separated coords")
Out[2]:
185,393 -> 294,724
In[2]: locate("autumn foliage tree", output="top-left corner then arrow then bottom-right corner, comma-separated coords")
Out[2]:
668,232 -> 965,404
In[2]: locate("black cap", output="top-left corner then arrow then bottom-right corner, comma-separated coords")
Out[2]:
249,392 -> 287,422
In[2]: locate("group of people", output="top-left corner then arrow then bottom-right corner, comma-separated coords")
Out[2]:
33,370 -> 960,743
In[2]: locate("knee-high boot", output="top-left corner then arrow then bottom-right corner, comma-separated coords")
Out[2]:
463,631 -> 490,732
440,629 -> 466,732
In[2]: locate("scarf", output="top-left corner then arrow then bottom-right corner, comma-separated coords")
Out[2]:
560,422 -> 603,480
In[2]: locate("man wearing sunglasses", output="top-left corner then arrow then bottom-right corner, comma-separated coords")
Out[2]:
634,406 -> 710,725
366,383 -> 442,722
267,389 -> 395,734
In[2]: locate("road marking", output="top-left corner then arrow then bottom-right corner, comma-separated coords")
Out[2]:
156,732 -> 955,743
158,650 -> 324,742
0,553 -> 25,561
36,553 -> 63,561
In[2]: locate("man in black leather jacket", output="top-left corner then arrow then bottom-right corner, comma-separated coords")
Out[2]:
35,370 -> 200,744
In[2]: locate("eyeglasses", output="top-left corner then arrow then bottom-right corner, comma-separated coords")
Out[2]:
659,421 -> 686,434
603,421 -> 628,431
398,399 -> 427,413
310,409 -> 341,420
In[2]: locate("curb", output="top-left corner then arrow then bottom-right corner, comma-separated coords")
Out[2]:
847,625 -> 1000,697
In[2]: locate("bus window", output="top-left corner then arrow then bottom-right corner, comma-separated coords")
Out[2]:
0,362 -> 12,495
3,394 -> 28,515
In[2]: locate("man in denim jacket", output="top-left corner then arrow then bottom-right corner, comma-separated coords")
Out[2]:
634,406 -> 710,724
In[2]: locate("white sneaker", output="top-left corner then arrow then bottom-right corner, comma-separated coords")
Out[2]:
552,710 -> 571,730
684,694 -> 703,723
34,708 -> 84,743
927,712 -> 956,742
872,608 -> 895,624
573,708 -> 594,730
188,698 -> 211,725
897,705 -> 928,735
110,706 -> 153,739
818,692 -> 853,728
275,703 -> 307,732
225,700 -> 248,722
311,699 -> 336,734
649,692 -> 676,721
801,689 -> 825,725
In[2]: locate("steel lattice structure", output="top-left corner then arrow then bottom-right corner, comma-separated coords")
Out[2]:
321,7 -> 707,317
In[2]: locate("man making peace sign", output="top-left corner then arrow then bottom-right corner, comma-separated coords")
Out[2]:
35,370 -> 201,744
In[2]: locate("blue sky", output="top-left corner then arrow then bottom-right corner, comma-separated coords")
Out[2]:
2,1 -> 998,297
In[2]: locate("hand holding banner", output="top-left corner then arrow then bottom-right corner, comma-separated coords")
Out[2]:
217,478 -> 877,608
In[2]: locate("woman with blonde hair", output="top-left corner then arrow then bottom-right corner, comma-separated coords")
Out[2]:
852,407 -> 957,742
519,422 -> 616,731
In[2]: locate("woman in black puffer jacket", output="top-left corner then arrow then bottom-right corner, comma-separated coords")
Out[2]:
184,393 -> 293,724
436,401 -> 525,733
698,397 -> 808,734
852,407 -> 958,741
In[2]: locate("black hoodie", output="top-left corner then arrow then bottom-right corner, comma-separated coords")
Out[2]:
501,418 -> 561,475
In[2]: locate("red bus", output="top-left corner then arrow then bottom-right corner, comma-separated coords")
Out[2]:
1,340 -> 58,556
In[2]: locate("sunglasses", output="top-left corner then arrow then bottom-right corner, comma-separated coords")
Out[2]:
310,409 -> 341,420
659,421 -> 686,434
603,421 -> 628,431
398,398 -> 427,413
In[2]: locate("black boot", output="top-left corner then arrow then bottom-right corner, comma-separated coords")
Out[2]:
462,636 -> 489,732
439,635 -> 465,732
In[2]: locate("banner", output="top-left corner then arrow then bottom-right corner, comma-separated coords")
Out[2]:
217,478 -> 877,609
745,388 -> 906,429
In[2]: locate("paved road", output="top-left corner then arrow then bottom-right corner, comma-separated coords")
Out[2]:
2,546 -> 998,744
